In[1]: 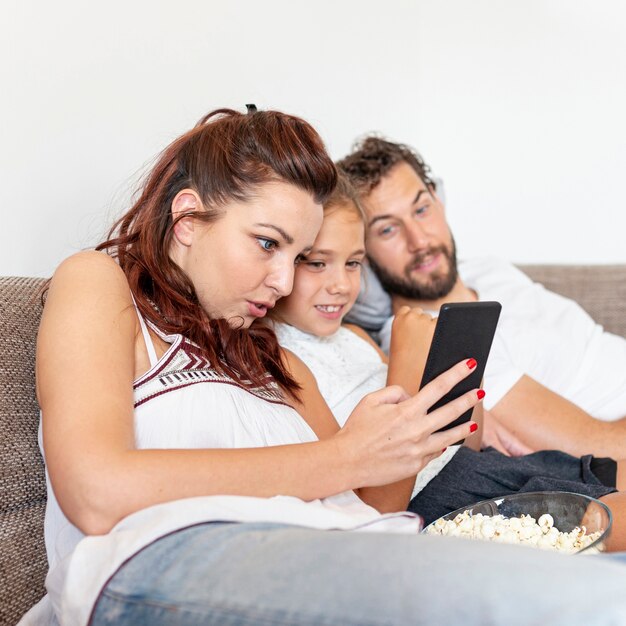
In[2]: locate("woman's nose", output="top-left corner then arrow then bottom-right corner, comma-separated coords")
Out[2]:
266,258 -> 295,297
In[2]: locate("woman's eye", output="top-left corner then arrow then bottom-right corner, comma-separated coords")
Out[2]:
257,237 -> 277,252
415,204 -> 430,217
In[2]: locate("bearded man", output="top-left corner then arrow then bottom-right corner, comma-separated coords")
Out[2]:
339,137 -> 626,461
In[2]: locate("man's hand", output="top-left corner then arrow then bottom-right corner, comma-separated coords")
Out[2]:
387,306 -> 436,394
482,410 -> 534,457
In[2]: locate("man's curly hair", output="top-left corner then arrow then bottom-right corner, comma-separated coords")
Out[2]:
337,135 -> 436,196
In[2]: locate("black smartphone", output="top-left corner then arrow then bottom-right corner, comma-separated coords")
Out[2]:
418,301 -> 502,436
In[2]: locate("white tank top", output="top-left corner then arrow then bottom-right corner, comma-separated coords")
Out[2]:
273,322 -> 460,499
32,303 -> 420,626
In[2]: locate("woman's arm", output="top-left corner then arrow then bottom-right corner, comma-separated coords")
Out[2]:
38,254 -> 479,534
38,253 -> 355,534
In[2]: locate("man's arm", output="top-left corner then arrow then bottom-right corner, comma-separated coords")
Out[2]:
490,375 -> 626,458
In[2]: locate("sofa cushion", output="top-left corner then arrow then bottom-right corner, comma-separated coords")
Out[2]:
520,264 -> 626,339
0,277 -> 48,625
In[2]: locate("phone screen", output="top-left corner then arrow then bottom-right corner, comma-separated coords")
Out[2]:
418,301 -> 501,433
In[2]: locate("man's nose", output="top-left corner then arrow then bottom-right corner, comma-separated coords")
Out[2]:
405,220 -> 430,253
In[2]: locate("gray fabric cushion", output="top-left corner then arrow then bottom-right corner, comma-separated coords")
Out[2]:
519,264 -> 626,339
0,277 -> 48,626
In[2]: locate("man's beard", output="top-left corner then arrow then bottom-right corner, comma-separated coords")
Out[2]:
368,238 -> 459,302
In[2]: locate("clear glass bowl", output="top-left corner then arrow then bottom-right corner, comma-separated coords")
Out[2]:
422,491 -> 612,554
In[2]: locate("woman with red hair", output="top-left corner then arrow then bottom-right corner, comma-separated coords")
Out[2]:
26,106 -> 626,626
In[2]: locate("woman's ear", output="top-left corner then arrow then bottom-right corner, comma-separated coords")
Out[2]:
171,190 -> 201,246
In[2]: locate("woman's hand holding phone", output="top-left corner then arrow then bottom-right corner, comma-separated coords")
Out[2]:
335,359 -> 484,489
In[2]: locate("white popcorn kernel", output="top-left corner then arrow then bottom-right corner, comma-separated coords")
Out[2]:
518,525 -> 534,541
481,522 -> 496,539
459,517 -> 474,534
538,513 -> 554,530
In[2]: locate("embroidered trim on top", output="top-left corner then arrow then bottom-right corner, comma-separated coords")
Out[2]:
133,338 -> 286,407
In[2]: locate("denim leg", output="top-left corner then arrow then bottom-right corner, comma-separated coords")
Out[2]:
91,521 -> 626,626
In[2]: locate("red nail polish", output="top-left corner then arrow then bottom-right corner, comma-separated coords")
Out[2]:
441,447 -> 447,453
469,422 -> 478,433
477,389 -> 485,400
466,358 -> 477,370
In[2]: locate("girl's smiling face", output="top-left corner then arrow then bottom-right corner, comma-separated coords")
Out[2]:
273,202 -> 365,336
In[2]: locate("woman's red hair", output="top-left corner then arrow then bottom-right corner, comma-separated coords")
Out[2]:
96,108 -> 337,394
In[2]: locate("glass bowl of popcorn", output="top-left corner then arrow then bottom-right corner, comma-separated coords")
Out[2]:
424,491 -> 612,554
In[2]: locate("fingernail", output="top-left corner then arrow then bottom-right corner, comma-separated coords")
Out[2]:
441,447 -> 447,453
466,358 -> 477,370
477,389 -> 486,400
469,422 -> 478,433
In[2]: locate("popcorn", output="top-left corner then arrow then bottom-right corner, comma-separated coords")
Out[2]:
426,510 -> 603,554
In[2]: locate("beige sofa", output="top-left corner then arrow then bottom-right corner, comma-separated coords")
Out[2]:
1,266 -> 625,626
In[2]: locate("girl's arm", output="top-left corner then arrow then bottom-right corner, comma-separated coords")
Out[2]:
38,253 -> 478,534
282,348 -> 413,512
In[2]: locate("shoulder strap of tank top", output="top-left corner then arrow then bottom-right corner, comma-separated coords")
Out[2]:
130,293 -> 159,368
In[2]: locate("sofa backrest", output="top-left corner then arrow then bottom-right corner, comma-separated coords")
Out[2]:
519,264 -> 626,338
0,277 -> 48,626
0,266 -> 623,625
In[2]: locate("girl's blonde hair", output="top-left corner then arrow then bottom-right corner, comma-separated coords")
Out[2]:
324,170 -> 366,222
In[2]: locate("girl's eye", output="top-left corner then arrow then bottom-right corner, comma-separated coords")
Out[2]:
346,260 -> 362,269
306,261 -> 325,270
257,237 -> 277,252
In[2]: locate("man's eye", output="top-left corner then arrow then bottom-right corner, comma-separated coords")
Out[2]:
415,204 -> 430,217
257,237 -> 277,252
378,225 -> 395,237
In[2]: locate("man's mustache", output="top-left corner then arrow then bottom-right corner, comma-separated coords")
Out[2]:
405,246 -> 450,275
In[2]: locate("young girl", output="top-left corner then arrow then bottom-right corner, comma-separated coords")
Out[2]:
271,173 -> 626,529
25,107 -> 626,626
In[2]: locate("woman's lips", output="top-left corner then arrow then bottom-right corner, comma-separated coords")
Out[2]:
247,301 -> 271,318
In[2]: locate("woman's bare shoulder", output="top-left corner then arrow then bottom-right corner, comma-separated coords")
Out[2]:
47,251 -> 132,306
41,251 -> 136,344
51,250 -> 126,286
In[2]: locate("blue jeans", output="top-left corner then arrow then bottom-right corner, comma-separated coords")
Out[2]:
91,521 -> 626,625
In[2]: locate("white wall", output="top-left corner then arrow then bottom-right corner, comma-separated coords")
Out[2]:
1,0 -> 625,277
